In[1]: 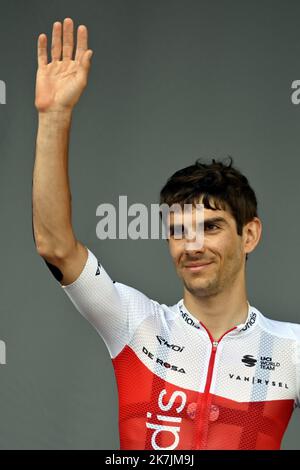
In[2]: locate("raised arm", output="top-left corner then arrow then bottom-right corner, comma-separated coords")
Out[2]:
32,18 -> 93,285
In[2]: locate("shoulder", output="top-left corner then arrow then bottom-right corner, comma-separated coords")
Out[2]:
254,306 -> 300,341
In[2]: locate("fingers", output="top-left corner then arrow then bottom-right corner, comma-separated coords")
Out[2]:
75,25 -> 88,63
62,17 -> 74,60
51,22 -> 62,61
38,18 -> 92,66
37,33 -> 48,67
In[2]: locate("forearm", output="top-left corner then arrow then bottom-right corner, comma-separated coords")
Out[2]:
32,110 -> 76,258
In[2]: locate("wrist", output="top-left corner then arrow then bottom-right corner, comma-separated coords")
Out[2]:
38,108 -> 73,126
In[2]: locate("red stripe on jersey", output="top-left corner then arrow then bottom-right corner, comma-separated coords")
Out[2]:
112,345 -> 294,450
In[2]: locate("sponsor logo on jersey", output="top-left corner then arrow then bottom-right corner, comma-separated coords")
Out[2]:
179,308 -> 201,330
156,336 -> 185,352
146,388 -> 187,450
229,374 -> 289,389
242,355 -> 257,367
95,260 -> 101,276
242,355 -> 280,370
142,346 -> 186,373
240,311 -> 257,331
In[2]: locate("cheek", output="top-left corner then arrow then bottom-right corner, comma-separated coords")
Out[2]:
168,240 -> 184,264
205,238 -> 230,263
220,238 -> 240,262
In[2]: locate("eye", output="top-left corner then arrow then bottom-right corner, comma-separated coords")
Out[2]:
169,224 -> 184,237
205,223 -> 219,231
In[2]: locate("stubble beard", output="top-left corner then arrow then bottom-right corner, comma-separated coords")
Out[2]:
180,266 -> 222,298
183,257 -> 242,299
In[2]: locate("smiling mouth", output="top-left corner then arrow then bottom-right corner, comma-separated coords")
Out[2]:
184,262 -> 213,272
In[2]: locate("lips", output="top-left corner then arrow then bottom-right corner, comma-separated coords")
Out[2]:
184,261 -> 213,272
185,262 -> 212,267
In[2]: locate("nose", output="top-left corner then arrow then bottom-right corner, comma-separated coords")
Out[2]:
182,221 -> 205,253
183,238 -> 205,253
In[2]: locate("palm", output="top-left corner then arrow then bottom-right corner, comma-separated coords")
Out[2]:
36,61 -> 85,110
35,18 -> 92,112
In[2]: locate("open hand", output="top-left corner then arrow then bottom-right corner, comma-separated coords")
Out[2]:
35,18 -> 93,112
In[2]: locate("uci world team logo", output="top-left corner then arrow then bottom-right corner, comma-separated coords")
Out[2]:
242,354 -> 280,370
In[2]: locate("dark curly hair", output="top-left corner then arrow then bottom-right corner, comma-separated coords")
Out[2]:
159,156 -> 259,261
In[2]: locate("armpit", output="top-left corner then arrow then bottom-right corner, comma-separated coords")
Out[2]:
43,259 -> 63,282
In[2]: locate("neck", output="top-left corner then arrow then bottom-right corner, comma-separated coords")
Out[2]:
183,284 -> 249,341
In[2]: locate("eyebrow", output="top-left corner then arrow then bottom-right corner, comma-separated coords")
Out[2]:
169,216 -> 229,228
202,217 -> 229,226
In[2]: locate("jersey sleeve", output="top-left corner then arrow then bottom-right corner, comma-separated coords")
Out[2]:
61,246 -> 158,359
295,339 -> 300,408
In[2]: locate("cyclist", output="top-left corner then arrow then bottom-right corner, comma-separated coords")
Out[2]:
32,18 -> 300,450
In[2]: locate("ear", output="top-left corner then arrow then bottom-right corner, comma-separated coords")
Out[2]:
243,217 -> 262,256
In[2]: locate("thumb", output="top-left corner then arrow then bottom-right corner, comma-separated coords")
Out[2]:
82,49 -> 93,68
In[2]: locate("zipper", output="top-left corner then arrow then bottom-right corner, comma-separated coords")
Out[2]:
195,325 -> 236,449
205,341 -> 218,394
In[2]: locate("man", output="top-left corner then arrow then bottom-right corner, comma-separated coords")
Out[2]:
32,18 -> 300,450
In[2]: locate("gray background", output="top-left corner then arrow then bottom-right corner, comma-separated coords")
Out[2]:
0,0 -> 299,449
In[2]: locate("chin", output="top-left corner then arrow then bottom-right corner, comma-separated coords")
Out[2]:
190,278 -> 216,290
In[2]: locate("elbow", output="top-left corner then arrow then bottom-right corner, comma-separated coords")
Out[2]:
35,239 -> 74,263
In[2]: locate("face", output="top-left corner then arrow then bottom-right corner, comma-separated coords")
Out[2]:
167,200 -> 262,298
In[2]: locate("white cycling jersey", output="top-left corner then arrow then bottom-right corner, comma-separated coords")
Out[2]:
61,247 -> 300,450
